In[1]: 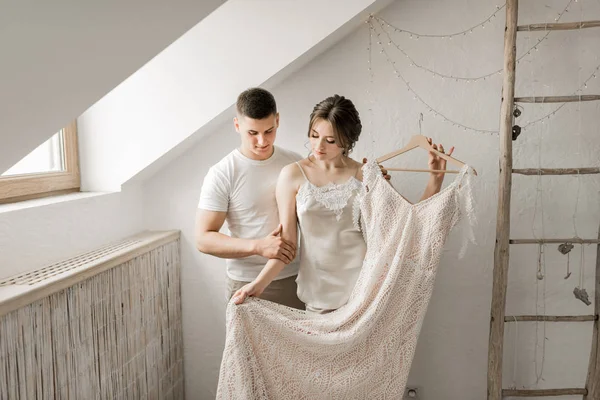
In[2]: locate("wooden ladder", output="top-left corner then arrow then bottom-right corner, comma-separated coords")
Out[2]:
488,0 -> 600,398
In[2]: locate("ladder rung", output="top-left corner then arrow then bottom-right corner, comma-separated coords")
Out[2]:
517,20 -> 600,31
510,238 -> 600,244
505,315 -> 597,322
503,388 -> 587,397
515,95 -> 600,103
513,168 -> 600,175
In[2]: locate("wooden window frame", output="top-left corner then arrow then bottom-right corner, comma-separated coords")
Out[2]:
0,121 -> 80,204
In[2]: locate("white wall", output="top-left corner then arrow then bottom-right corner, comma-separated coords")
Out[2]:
77,0 -> 393,192
144,134 -> 231,397
0,188 -> 144,280
0,0 -> 224,175
144,0 -> 600,398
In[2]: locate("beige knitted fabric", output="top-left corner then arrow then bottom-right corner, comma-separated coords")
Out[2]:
217,160 -> 475,399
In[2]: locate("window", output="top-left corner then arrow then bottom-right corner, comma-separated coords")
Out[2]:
0,121 -> 80,204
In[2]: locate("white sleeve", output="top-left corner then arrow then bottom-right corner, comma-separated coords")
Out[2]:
198,166 -> 230,212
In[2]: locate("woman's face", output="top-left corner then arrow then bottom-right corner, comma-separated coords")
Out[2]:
309,119 -> 344,161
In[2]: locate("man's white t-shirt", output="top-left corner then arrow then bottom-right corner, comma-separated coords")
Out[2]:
198,146 -> 303,282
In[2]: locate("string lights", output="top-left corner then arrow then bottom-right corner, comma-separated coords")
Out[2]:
375,4 -> 505,39
365,0 -> 599,136
376,0 -> 576,39
369,20 -> 498,134
373,0 -> 576,82
522,63 -> 600,131
366,18 -> 377,158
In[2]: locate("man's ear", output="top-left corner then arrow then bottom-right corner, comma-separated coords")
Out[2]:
234,116 -> 241,133
275,112 -> 280,127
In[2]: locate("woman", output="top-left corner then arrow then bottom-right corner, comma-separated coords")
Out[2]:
233,94 -> 452,313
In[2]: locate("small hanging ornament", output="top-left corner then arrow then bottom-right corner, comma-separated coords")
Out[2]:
512,125 -> 521,141
513,106 -> 522,118
573,244 -> 591,306
558,242 -> 574,279
573,287 -> 591,306
564,253 -> 572,279
558,243 -> 574,254
536,270 -> 544,280
536,244 -> 544,280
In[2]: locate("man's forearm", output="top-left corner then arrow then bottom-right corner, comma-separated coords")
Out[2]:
196,231 -> 257,259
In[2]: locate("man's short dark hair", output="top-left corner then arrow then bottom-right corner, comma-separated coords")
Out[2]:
236,87 -> 277,119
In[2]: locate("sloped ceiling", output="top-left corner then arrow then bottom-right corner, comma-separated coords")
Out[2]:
0,0 -> 225,174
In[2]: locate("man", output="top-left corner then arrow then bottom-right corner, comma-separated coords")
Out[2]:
196,88 -> 305,309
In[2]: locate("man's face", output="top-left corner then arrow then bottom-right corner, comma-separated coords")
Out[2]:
234,113 -> 279,161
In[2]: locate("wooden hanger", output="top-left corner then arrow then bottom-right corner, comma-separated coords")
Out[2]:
376,134 -> 477,176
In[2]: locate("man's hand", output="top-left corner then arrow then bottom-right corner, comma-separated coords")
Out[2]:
427,137 -> 454,182
232,280 -> 266,305
254,224 -> 296,264
362,158 -> 391,181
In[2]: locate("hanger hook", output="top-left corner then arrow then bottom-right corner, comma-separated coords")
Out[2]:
418,113 -> 423,135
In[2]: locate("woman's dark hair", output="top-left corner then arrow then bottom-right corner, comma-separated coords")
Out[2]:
308,95 -> 362,155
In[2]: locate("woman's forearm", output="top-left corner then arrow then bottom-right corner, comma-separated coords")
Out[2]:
419,175 -> 443,201
253,163 -> 299,290
255,259 -> 287,288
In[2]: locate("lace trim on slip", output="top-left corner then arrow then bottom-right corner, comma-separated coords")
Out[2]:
297,178 -> 362,221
